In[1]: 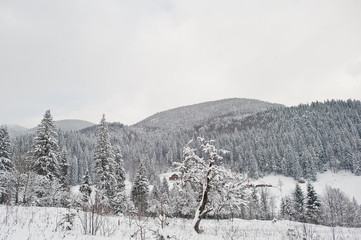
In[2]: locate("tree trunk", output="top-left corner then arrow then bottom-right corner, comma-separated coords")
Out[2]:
194,209 -> 211,233
193,174 -> 212,233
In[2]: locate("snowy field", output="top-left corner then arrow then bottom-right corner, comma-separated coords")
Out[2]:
252,171 -> 361,209
2,171 -> 360,240
1,205 -> 361,240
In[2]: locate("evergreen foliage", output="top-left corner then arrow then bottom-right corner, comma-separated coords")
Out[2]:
113,147 -> 126,213
305,183 -> 321,224
58,149 -> 70,207
0,126 -> 13,171
93,114 -> 116,209
29,110 -> 64,206
79,171 -> 92,204
293,183 -> 305,222
0,126 -> 14,204
131,161 -> 149,215
30,110 -> 60,181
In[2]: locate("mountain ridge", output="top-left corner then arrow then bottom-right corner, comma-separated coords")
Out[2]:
134,98 -> 283,130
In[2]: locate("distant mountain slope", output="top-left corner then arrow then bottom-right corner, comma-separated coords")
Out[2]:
6,124 -> 29,137
55,119 -> 95,131
135,98 -> 283,130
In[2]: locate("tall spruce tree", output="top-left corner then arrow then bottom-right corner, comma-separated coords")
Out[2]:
79,171 -> 92,204
0,126 -> 13,171
131,161 -> 149,215
0,126 -> 14,204
113,147 -> 126,213
94,114 -> 116,209
30,110 -> 61,206
248,187 -> 260,219
293,183 -> 305,222
305,183 -> 321,224
161,177 -> 169,198
31,110 -> 60,180
58,149 -> 70,207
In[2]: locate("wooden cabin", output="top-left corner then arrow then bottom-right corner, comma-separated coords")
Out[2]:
169,174 -> 180,181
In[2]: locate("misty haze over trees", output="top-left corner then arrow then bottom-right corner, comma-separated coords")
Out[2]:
1,98 -> 361,237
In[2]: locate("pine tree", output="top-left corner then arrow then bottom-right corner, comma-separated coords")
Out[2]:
148,184 -> 161,217
302,150 -> 317,181
293,183 -> 305,222
79,171 -> 92,205
280,196 -> 294,220
0,126 -> 13,171
31,110 -> 60,180
94,114 -> 116,209
305,183 -> 321,224
248,187 -> 260,219
0,126 -> 14,204
113,147 -> 126,214
161,177 -> 170,198
30,110 -> 61,206
131,161 -> 149,215
58,149 -> 70,207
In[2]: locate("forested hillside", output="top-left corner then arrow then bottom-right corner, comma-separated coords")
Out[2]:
11,99 -> 361,185
135,98 -> 282,130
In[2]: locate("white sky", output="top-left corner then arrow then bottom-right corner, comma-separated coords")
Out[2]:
1,0 -> 360,128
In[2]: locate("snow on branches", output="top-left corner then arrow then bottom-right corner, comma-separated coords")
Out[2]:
175,137 -> 247,234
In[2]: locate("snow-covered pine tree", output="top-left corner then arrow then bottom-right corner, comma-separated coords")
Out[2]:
79,171 -> 92,207
168,184 -> 182,217
0,126 -> 14,204
113,147 -> 126,214
131,161 -> 149,215
0,126 -> 13,171
58,149 -> 70,207
305,183 -> 321,224
248,187 -> 260,219
280,195 -> 294,220
31,110 -> 60,181
148,184 -> 161,217
93,114 -> 116,210
148,184 -> 169,229
161,177 -> 169,198
29,110 -> 61,206
293,183 -> 305,222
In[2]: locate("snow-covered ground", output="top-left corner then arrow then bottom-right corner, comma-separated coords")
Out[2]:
1,205 -> 361,240
252,171 -> 361,209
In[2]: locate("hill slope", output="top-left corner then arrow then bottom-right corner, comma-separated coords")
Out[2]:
55,119 -> 95,131
135,98 -> 282,130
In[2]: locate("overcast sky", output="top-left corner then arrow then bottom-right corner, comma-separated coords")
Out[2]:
1,0 -> 360,128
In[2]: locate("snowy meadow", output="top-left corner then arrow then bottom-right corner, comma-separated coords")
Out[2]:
1,205 -> 361,240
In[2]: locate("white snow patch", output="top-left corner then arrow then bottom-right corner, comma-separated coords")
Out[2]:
250,171 -> 361,210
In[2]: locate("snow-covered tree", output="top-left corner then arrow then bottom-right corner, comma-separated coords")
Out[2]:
148,183 -> 170,228
293,183 -> 305,222
0,126 -> 14,204
0,126 -> 13,171
305,183 -> 321,224
30,110 -> 60,180
280,195 -> 294,220
248,187 -> 260,219
176,137 -> 246,233
29,110 -> 62,206
161,177 -> 169,198
79,171 -> 92,206
131,161 -> 149,215
58,149 -> 70,207
93,114 -> 116,209
112,147 -> 126,213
